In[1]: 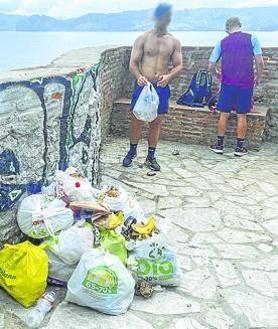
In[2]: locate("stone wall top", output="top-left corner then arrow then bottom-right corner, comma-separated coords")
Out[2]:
0,46 -> 111,83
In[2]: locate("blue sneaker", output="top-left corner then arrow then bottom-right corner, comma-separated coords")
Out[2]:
234,147 -> 248,157
145,157 -> 161,171
123,151 -> 137,167
210,143 -> 224,155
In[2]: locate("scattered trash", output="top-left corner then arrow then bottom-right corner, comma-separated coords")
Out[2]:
147,171 -> 156,177
1,167 -> 181,317
26,290 -> 56,328
66,249 -> 135,315
0,241 -> 48,307
135,281 -> 154,299
172,149 -> 180,156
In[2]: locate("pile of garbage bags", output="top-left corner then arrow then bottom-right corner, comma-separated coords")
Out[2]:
0,167 -> 181,316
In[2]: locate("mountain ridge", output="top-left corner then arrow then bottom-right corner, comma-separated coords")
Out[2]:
0,7 -> 278,31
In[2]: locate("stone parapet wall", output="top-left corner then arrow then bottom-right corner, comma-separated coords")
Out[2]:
99,47 -> 132,140
0,62 -> 102,247
102,46 -> 278,142
112,100 -> 267,151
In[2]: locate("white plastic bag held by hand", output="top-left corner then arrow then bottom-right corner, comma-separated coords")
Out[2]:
133,83 -> 159,122
66,249 -> 135,315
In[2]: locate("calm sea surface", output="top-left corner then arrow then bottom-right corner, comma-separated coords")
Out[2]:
0,31 -> 277,73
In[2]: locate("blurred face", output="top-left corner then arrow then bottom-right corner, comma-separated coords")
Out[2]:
155,11 -> 172,30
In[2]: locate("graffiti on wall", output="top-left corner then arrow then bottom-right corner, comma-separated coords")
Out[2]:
0,64 -> 101,212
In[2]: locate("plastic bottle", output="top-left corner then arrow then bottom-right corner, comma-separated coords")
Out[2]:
26,291 -> 56,329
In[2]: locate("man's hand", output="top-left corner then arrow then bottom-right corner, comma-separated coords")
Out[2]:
157,74 -> 171,88
137,75 -> 148,86
215,71 -> 221,81
255,76 -> 262,87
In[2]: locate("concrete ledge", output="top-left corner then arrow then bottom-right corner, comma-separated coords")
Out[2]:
111,98 -> 268,151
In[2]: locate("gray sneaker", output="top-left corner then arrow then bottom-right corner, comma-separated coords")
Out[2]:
145,157 -> 161,171
234,147 -> 248,157
210,144 -> 224,155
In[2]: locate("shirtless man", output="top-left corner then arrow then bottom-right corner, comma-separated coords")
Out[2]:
122,3 -> 183,171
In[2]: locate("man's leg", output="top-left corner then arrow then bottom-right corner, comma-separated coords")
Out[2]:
210,84 -> 233,154
234,86 -> 252,157
130,113 -> 143,144
234,114 -> 248,157
145,116 -> 164,171
237,114 -> 248,139
123,114 -> 143,167
218,112 -> 230,136
210,112 -> 230,154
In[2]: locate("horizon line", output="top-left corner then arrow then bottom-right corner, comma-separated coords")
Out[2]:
1,5 -> 277,20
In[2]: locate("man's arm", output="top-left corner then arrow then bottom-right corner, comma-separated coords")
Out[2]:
208,41 -> 221,80
157,39 -> 183,87
129,35 -> 148,86
255,55 -> 264,86
252,35 -> 264,86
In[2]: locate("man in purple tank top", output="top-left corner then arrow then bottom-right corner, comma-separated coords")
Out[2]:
209,17 -> 265,157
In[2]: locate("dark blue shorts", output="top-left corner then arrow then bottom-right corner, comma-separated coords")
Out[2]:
217,84 -> 254,114
130,83 -> 171,115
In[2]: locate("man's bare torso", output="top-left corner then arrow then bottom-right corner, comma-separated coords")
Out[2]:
140,30 -> 176,81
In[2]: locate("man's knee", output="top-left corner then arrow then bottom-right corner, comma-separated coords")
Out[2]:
149,115 -> 164,127
220,112 -> 230,120
237,114 -> 247,125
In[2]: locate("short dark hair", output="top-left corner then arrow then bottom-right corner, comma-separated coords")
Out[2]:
225,17 -> 242,32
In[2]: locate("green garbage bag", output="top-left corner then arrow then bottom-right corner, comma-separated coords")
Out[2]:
99,229 -> 127,265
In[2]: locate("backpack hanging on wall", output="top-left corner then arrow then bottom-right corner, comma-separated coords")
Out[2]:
177,70 -> 213,107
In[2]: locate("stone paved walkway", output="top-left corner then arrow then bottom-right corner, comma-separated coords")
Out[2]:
99,137 -> 278,329
1,137 -> 278,329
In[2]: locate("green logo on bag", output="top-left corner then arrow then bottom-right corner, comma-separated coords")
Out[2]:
137,242 -> 174,281
82,265 -> 118,295
137,258 -> 174,281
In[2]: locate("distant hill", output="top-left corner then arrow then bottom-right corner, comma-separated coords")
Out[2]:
0,7 -> 278,32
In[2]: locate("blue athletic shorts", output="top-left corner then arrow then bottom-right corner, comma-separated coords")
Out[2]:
217,84 -> 254,114
130,83 -> 171,115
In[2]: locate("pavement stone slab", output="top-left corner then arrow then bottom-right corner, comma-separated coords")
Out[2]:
130,291 -> 200,315
46,302 -> 154,329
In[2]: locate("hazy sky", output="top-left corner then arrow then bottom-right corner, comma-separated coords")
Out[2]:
1,0 -> 277,17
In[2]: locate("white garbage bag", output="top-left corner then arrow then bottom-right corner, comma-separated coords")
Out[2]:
128,229 -> 182,286
103,186 -> 145,222
46,221 -> 95,265
17,194 -> 74,239
55,167 -> 100,202
133,82 -> 159,123
123,197 -> 145,222
103,186 -> 129,212
66,249 -> 135,315
46,249 -> 76,286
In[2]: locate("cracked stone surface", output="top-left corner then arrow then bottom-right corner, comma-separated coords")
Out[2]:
98,138 -> 278,329
1,137 -> 278,329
